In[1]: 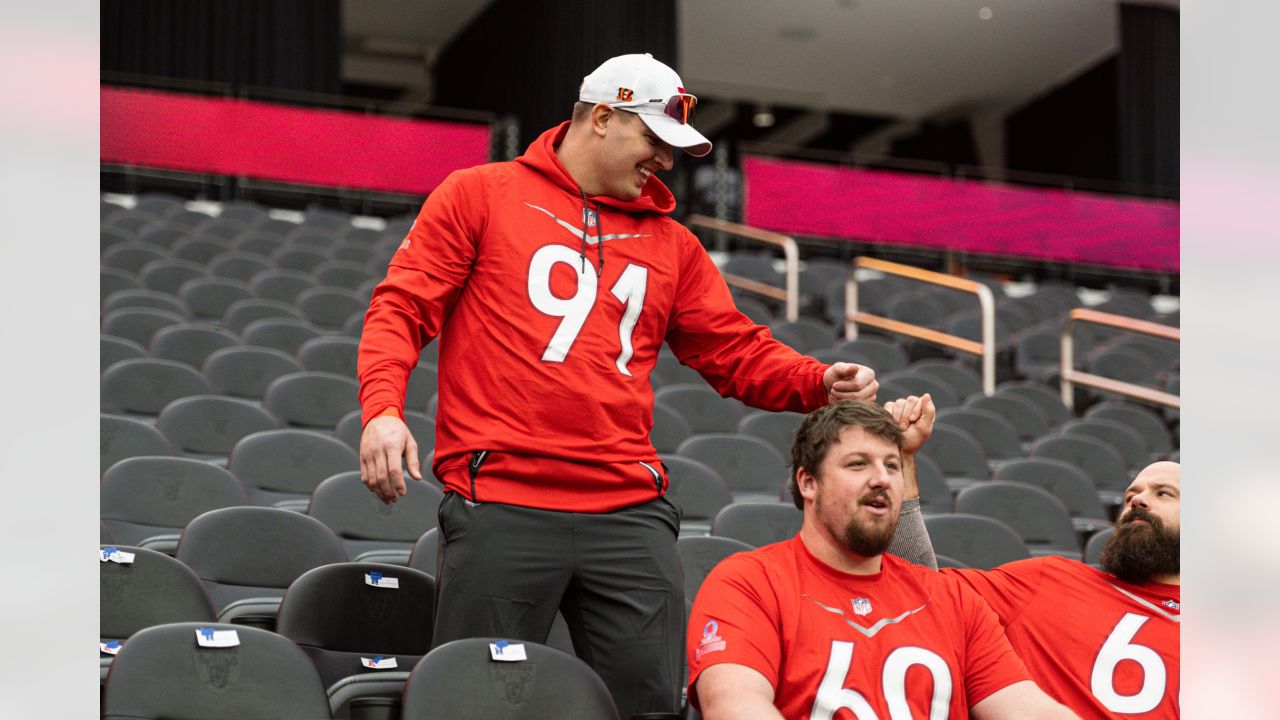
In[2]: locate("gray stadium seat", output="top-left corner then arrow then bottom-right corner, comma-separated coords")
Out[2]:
677,535 -> 754,614
241,317 -> 325,355
176,507 -> 348,622
1062,418 -> 1150,471
297,287 -> 368,330
298,335 -> 360,376
172,236 -> 232,265
1085,401 -> 1174,455
102,241 -> 170,274
101,358 -> 213,415
138,258 -> 207,294
1088,346 -> 1156,387
994,458 -> 1112,534
711,502 -> 803,548
249,268 -> 317,304
651,402 -> 694,454
219,201 -> 270,225
1085,527 -> 1115,567
659,455 -> 732,535
955,482 -> 1082,560
910,359 -> 983,400
733,296 -> 773,324
228,428 -> 361,508
222,298 -> 306,334
101,307 -> 187,347
996,381 -> 1072,426
917,424 -> 989,491
149,323 -> 241,369
966,393 -> 1051,442
235,232 -> 285,257
132,193 -> 185,217
102,267 -> 141,301
768,318 -> 838,352
101,622 -> 332,720
881,370 -> 959,408
836,337 -> 909,373
101,334 -> 147,371
677,433 -> 789,498
177,277 -> 254,321
101,456 -> 249,550
264,371 -> 361,429
102,289 -> 191,318
276,562 -> 435,693
273,246 -> 330,273
401,638 -> 619,720
736,410 -> 804,459
307,471 -> 444,562
405,362 -> 439,411
936,407 -> 1022,462
203,346 -> 303,399
923,513 -> 1031,570
208,251 -> 274,282
342,310 -> 365,339
135,226 -> 186,250
334,409 -> 436,468
654,384 -> 747,434
914,453 -> 954,515
935,554 -> 969,569
156,395 -> 281,458
407,528 -> 439,577
654,354 -> 706,386
313,260 -> 374,290
101,414 -> 175,473
329,244 -> 378,265
1032,435 -> 1130,506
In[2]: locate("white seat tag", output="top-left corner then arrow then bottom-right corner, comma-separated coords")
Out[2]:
364,571 -> 399,589
195,627 -> 240,648
100,640 -> 122,655
361,655 -> 399,670
100,547 -> 135,565
489,640 -> 527,662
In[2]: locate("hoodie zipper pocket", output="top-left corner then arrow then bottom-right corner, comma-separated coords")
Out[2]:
639,461 -> 663,495
468,450 -> 490,503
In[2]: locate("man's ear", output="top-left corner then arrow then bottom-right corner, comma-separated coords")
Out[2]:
796,466 -> 819,505
590,103 -> 614,137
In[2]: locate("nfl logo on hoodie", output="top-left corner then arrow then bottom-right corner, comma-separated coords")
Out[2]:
851,598 -> 873,616
583,208 -> 598,228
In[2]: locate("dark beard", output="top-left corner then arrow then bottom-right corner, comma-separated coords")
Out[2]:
840,491 -> 896,557
1099,506 -> 1180,583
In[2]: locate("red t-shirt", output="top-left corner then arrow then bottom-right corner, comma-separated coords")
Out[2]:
688,537 -> 1031,719
946,557 -> 1180,719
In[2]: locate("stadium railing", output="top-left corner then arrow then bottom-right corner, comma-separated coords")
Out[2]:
1059,308 -> 1180,410
686,214 -> 800,322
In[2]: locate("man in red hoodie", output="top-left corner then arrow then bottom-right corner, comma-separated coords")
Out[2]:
356,53 -> 877,718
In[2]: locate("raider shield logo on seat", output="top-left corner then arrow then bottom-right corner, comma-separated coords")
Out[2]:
360,583 -> 399,627
490,664 -> 536,704
193,647 -> 241,693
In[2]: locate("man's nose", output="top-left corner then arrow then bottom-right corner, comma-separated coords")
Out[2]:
655,144 -> 673,171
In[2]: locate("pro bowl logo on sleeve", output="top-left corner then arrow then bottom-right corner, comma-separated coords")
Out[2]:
695,619 -> 727,661
851,598 -> 873,616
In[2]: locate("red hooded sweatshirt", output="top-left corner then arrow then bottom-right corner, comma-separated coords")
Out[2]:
357,122 -> 831,512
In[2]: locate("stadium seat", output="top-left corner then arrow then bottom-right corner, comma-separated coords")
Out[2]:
836,337 -> 909,373
736,410 -> 803,459
256,217 -> 303,236
1013,330 -> 1066,384
227,428 -> 360,508
1085,401 -> 1174,455
659,455 -> 732,535
101,358 -> 212,416
994,458 -> 1112,534
1062,418 -> 1151,472
768,318 -> 838,352
101,622 -> 332,720
407,528 -> 439,577
133,193 -> 186,217
1088,346 -> 1156,387
102,241 -> 170,274
917,424 -> 989,491
313,259 -> 375,289
101,307 -> 187,347
249,268 -> 316,304
102,289 -> 191,318
936,407 -> 1022,462
101,334 -> 147,371
655,384 -> 746,434
307,471 -> 444,562
966,393 -> 1051,442
677,535 -> 753,615
176,507 -> 349,624
400,638 -> 619,720
235,232 -> 285,257
711,502 -> 802,548
156,395 -> 281,459
334,409 -> 436,467
733,295 -> 774,324
177,277 -> 254,321
1085,527 -> 1115,567
149,323 -> 241,369
1031,435 -> 1130,506
135,225 -> 187,250
222,298 -> 306,334
104,212 -> 158,236
298,335 -> 360,376
264,371 -> 361,429
208,250 -> 274,282
101,456 -> 249,551
276,562 -> 435,691
996,381 -> 1072,426
329,243 -> 379,265
405,362 -> 440,411
341,310 -> 366,339
722,252 -> 780,285
165,209 -> 216,230
910,359 -> 983,400
203,346 -> 304,399
923,514 -> 1031,570
240,317 -> 325,354
646,403 -> 692,456
102,267 -> 141,301
881,370 -> 959,408
935,554 -> 969,569
677,433 -> 789,498
172,236 -> 232,265
101,414 -> 175,473
654,354 -> 705,386
914,453 -> 954,515
273,246 -> 330,273
138,258 -> 207,294
954,482 -> 1082,560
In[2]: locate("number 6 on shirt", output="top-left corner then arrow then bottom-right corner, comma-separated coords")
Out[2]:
527,244 -> 649,376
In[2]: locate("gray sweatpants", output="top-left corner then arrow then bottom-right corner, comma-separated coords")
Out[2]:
433,491 -> 685,719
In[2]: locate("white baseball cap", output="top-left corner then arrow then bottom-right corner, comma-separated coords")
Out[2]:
578,53 -> 712,158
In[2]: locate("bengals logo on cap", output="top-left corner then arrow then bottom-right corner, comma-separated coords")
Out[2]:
615,87 -> 634,102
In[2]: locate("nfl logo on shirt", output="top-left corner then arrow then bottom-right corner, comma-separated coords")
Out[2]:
851,598 -> 873,616
583,208 -> 598,228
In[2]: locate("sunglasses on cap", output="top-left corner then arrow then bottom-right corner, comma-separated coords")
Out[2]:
611,93 -> 698,126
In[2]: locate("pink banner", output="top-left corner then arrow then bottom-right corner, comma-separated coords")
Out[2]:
743,155 -> 1179,272
101,86 -> 490,196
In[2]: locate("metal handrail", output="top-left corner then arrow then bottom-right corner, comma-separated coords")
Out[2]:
686,215 -> 800,322
844,257 -> 997,395
1061,309 -> 1180,410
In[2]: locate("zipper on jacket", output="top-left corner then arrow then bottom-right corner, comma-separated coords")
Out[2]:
468,450 -> 490,503
639,461 -> 664,496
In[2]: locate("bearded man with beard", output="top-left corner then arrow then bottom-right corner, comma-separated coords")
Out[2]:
884,394 -> 1180,720
687,400 -> 1078,720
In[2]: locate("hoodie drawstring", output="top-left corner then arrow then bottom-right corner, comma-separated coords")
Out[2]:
577,188 -> 605,277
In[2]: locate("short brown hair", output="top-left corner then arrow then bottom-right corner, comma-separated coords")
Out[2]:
789,401 -> 903,509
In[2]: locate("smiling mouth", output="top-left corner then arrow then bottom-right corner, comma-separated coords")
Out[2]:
635,166 -> 652,185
